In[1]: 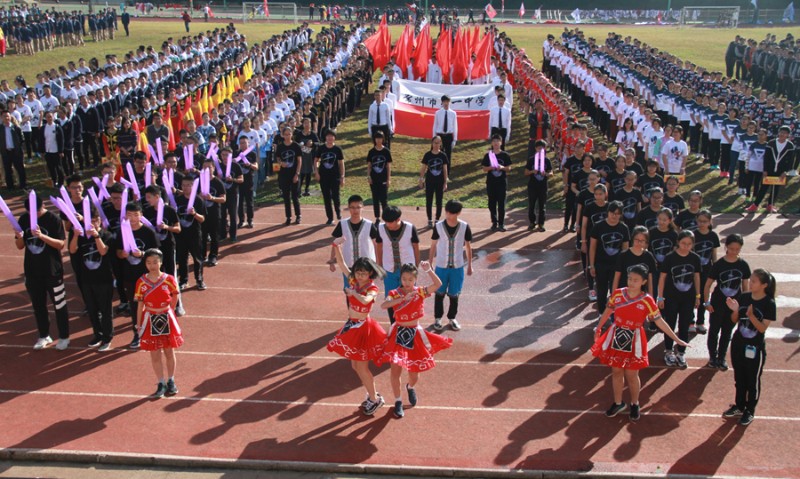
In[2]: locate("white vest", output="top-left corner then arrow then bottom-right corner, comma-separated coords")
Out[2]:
379,221 -> 415,273
340,217 -> 376,267
434,219 -> 467,269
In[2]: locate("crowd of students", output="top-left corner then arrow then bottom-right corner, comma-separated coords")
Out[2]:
725,33 -> 799,102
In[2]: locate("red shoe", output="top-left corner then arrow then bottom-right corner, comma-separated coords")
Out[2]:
745,203 -> 758,213
766,204 -> 778,213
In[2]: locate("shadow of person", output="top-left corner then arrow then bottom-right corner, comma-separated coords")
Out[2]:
9,397 -> 150,450
667,419 -> 745,476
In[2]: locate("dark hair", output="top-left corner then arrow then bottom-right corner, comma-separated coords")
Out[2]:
347,194 -> 363,205
490,133 -> 502,142
125,202 -> 143,213
65,174 -> 83,186
631,225 -> 649,243
143,248 -> 163,262
445,200 -> 463,214
382,205 -> 402,223
372,130 -> 385,142
534,139 -> 547,149
144,185 -> 162,196
350,257 -> 386,281
607,200 -> 623,214
627,264 -> 649,282
23,192 -> 43,212
400,263 -> 418,277
697,209 -> 713,228
751,268 -> 776,299
108,183 -> 126,194
677,229 -> 695,243
725,233 -> 744,247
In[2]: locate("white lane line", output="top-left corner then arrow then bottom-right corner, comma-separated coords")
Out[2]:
777,295 -> 800,308
772,273 -> 800,283
0,388 -> 798,421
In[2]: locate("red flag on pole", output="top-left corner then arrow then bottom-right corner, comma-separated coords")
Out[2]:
435,27 -> 451,84
391,25 -> 413,78
519,2 -> 525,17
450,28 -> 468,85
485,3 -> 497,18
413,24 -> 432,80
263,0 -> 270,17
364,14 -> 392,72
471,31 -> 494,80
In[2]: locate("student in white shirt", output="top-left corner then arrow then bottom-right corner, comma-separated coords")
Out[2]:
432,95 -> 457,171
488,95 -> 511,150
661,125 -> 689,175
426,57 -> 443,84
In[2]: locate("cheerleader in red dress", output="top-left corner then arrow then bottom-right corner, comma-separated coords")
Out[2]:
328,237 -> 388,416
378,262 -> 453,418
134,249 -> 184,399
591,265 -> 687,421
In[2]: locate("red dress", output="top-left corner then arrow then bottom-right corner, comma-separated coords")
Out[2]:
591,288 -> 660,370
376,286 -> 453,372
134,273 -> 184,351
326,280 -> 387,362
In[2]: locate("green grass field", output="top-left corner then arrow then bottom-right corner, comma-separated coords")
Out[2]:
2,21 -> 799,213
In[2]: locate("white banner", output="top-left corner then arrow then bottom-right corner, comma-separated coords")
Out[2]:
395,79 -> 495,111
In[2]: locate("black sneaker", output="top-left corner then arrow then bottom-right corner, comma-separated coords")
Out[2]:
569,225 -> 577,233
88,337 -> 103,348
393,400 -> 404,418
717,359 -> 729,371
739,410 -> 754,426
363,395 -> 384,416
491,224 -> 498,231
497,225 -> 507,232
629,403 -> 641,422
206,257 -> 218,267
165,378 -> 179,396
722,405 -> 744,418
605,402 -> 627,417
246,222 -> 253,229
325,219 -> 334,225
196,281 -> 207,291
237,222 -> 244,229
707,358 -> 718,368
179,282 -> 188,291
295,216 -> 302,224
406,384 -> 417,407
153,382 -> 166,398
427,220 -> 433,228
114,303 -> 129,314
129,338 -> 140,349
284,218 -> 291,225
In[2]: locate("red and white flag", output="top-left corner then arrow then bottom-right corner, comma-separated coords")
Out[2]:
519,2 -> 525,17
485,3 -> 497,18
392,79 -> 495,140
263,0 -> 270,17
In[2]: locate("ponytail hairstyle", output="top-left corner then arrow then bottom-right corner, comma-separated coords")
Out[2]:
351,257 -> 387,282
400,263 -> 419,278
657,207 -> 677,231
751,268 -> 777,299
627,264 -> 649,283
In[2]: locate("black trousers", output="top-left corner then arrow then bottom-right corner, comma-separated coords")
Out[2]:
594,264 -> 614,313
708,302 -> 735,362
663,297 -> 694,353
709,138 -> 721,166
370,181 -> 388,220
45,152 -> 65,186
111,257 -> 128,304
23,131 -> 33,158
176,233 -> 204,284
82,280 -> 114,343
731,335 -> 766,414
238,185 -> 253,224
425,176 -> 445,221
202,210 -> 220,260
563,191 -> 577,228
26,275 -> 69,339
439,133 -> 454,170
62,149 -> 75,176
279,176 -> 301,219
754,184 -> 780,206
161,243 -> 176,276
527,181 -> 547,226
221,192 -> 239,240
696,269 -> 711,325
743,171 -> 762,198
123,279 -> 139,339
320,176 -> 341,221
434,292 -> 460,320
486,181 -> 507,227
82,133 -> 101,167
1,148 -> 26,188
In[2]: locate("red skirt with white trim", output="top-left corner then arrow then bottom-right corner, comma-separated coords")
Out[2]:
327,317 -> 387,362
139,310 -> 184,351
375,323 -> 453,372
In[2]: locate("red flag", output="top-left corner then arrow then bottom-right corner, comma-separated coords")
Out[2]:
263,0 -> 270,17
413,24 -> 432,81
364,14 -> 391,72
485,3 -> 497,18
450,28 -> 468,85
435,27 -> 451,84
391,25 -> 413,78
471,31 -> 494,80
208,6 -> 215,17
519,2 -> 525,17
470,26 -> 480,54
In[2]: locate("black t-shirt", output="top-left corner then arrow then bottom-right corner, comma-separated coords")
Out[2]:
660,250 -> 702,299
19,210 -> 65,278
422,151 -> 448,180
563,155 -> 582,192
590,220 -> 630,266
613,187 -> 642,222
637,173 -> 665,200
143,203 -> 179,249
481,151 -> 511,184
675,209 -> 699,232
331,219 -> 379,240
571,168 -> 593,193
116,224 -> 160,283
275,141 -> 304,181
663,193 -> 685,215
204,176 -> 226,216
235,150 -> 257,189
625,162 -> 644,176
595,157 -> 615,179
615,249 -> 658,288
222,161 -> 244,195
315,144 -> 344,180
636,207 -> 660,230
693,229 -> 720,270
76,230 -> 113,283
648,227 -> 678,264
709,257 -> 751,303
577,189 -> 596,212
431,222 -> 473,241
524,151 -> 553,184
583,202 -> 608,233
606,169 -> 627,196
367,147 -> 392,184
175,195 -> 207,237
733,292 -> 775,346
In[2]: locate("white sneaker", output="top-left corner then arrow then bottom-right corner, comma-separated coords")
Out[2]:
433,318 -> 444,331
449,318 -> 462,331
55,338 -> 70,351
33,336 -> 53,350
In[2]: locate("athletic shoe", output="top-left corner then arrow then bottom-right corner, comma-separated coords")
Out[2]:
393,400 -> 404,418
491,224 -> 498,231
497,225 -> 507,232
88,337 -> 103,348
179,282 -> 188,291
295,216 -> 302,225
406,384 -> 418,407
648,322 -> 658,332
196,281 -> 207,291
588,289 -> 598,301
302,191 -> 310,197
688,323 -> 697,333
629,403 -> 641,422
739,410 -> 754,426
129,338 -> 140,349
237,222 -> 244,229
605,402 -> 627,417
676,352 -> 687,369
55,338 -> 70,351
433,318 -> 443,331
114,303 -> 130,315
706,358 -> 718,368
325,219 -> 334,225
33,336 -> 53,350
717,359 -> 729,371
696,324 -> 707,334
284,218 -> 291,225
562,226 -> 569,233
569,225 -> 577,233
722,405 -> 744,418
363,395 -> 385,416
165,378 -> 179,396
745,203 -> 759,213
427,220 -> 434,228
766,204 -> 778,214
153,382 -> 167,398
664,350 -> 677,367
528,224 -> 536,231
537,226 -> 546,232
449,318 -> 462,331
247,222 -> 253,229
710,165 -> 720,170
175,305 -> 186,317
206,257 -> 218,267
98,342 -> 111,352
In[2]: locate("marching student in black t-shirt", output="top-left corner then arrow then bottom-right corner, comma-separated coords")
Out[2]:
703,233 -> 750,371
637,160 -> 665,205
675,190 -> 703,232
579,182 -> 608,302
295,117 -> 318,197
613,170 -> 643,234
692,210 -> 719,335
200,158 -> 226,267
219,147 -> 244,242
606,154 -> 628,199
613,226 -> 657,298
723,268 -> 776,426
657,230 -> 701,369
115,201 -> 160,349
366,131 -> 392,223
589,201 -> 630,314
481,134 -> 512,232
662,176 -> 685,215
235,136 -> 258,229
143,185 -> 183,315
524,140 -> 553,232
562,140 -> 586,232
275,126 -> 303,225
315,129 -> 345,225
636,187 -> 664,230
175,174 -> 207,291
69,206 -> 114,351
419,136 -> 449,228
62,174 -> 87,308
104,183 -> 130,315
16,193 -> 69,351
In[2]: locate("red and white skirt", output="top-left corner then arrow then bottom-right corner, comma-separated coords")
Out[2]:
327,317 -> 387,362
138,309 -> 184,351
591,323 -> 649,370
376,323 -> 453,372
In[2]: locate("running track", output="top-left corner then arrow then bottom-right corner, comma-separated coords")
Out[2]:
0,203 -> 798,478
